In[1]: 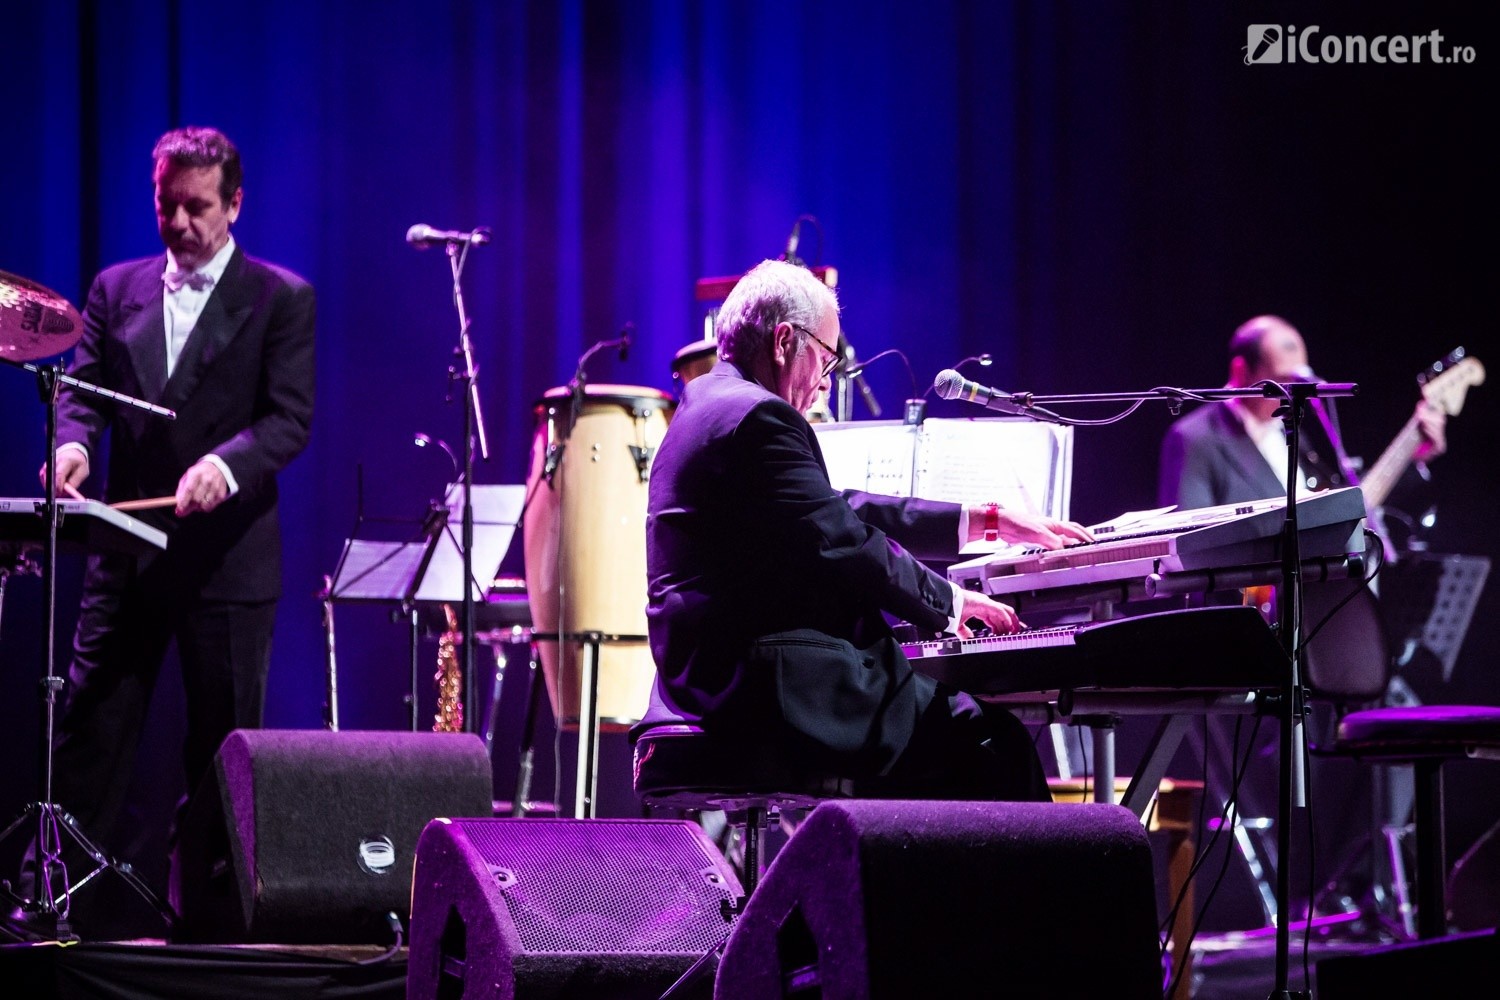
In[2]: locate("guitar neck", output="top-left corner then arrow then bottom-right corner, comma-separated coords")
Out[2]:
1360,414 -> 1423,510
1354,351 -> 1483,512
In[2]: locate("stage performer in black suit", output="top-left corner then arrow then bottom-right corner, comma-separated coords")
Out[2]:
635,258 -> 1091,801
16,126 -> 315,929
1159,314 -> 1444,512
1155,314 -> 1451,929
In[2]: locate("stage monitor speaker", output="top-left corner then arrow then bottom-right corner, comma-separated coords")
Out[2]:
715,799 -> 1163,999
170,728 -> 494,944
1316,927 -> 1500,998
406,817 -> 742,1000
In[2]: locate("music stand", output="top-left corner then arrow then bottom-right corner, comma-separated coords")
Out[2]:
322,484 -> 523,732
1383,552 -> 1491,684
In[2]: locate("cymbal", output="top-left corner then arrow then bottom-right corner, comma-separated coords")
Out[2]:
0,270 -> 83,362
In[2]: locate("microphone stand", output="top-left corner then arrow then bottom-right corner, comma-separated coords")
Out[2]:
834,331 -> 882,421
0,356 -> 176,938
442,242 -> 489,735
1270,381 -> 1315,1000
948,377 -> 1357,1000
845,348 -> 921,424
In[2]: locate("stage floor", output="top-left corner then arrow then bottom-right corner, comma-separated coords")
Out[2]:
3,929 -> 1495,999
0,939 -> 407,1000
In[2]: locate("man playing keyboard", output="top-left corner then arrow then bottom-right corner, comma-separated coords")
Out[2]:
633,258 -> 1091,800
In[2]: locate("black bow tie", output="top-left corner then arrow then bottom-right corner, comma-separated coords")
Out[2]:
162,270 -> 214,293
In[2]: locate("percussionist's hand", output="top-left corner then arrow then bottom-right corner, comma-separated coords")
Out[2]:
955,589 -> 1024,638
971,506 -> 1094,550
176,461 -> 229,517
40,450 -> 89,499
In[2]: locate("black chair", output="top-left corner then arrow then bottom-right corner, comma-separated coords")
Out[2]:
1324,704 -> 1500,939
631,723 -> 853,998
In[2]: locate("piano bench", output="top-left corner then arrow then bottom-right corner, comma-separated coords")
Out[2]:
1320,705 -> 1500,940
1049,776 -> 1203,1000
630,724 -> 855,996
632,724 -> 854,898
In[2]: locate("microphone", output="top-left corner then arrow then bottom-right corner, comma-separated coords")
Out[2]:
921,352 -> 993,400
406,224 -> 493,249
932,368 -> 1034,416
779,217 -> 806,267
618,322 -> 633,362
1289,364 -> 1324,383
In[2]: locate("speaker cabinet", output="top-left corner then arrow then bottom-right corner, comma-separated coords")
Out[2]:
170,728 -> 494,944
715,799 -> 1163,999
1316,927 -> 1500,998
406,817 -> 742,1000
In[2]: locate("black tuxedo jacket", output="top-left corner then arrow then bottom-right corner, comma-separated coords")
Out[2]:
642,360 -> 961,775
1158,399 -> 1354,510
1158,401 -> 1284,509
57,247 -> 316,602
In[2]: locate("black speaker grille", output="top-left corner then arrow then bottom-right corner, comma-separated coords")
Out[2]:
458,818 -> 737,955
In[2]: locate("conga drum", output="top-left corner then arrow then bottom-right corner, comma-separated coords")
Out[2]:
523,384 -> 675,730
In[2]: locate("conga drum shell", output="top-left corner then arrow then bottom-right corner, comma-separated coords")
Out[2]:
523,384 -> 674,730
670,338 -> 718,385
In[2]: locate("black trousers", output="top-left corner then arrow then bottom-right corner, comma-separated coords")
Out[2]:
22,568 -> 275,906
854,689 -> 1053,803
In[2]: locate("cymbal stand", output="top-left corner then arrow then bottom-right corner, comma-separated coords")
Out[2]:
0,358 -> 177,938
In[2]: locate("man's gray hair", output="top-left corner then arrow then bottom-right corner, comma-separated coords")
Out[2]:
716,259 -> 840,365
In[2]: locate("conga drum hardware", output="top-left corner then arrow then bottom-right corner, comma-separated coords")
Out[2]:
670,337 -> 718,387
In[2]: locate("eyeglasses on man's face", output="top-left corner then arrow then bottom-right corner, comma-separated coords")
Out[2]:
793,325 -> 841,380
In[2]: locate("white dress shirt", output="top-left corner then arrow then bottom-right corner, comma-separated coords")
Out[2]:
164,237 -> 236,378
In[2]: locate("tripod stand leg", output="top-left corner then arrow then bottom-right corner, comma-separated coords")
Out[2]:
51,806 -> 176,928
0,802 -> 77,941
3,802 -> 177,934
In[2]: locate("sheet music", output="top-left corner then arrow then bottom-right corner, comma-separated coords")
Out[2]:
441,482 -> 527,524
326,484 -> 526,604
415,484 -> 526,602
813,418 -> 1072,518
916,419 -> 1071,514
815,422 -> 918,498
329,539 -> 430,602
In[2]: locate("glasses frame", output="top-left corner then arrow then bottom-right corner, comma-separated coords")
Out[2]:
792,324 -> 842,380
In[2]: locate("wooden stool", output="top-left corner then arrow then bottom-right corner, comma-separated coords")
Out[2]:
1051,776 -> 1204,1000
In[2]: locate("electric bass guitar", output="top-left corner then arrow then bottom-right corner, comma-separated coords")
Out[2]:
1358,348 -> 1484,510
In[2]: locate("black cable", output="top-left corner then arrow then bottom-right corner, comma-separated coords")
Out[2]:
1162,712 -> 1267,999
1301,527 -> 1385,649
355,910 -> 406,964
